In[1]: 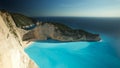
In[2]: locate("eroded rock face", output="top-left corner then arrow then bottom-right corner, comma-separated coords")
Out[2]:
0,10 -> 38,68
34,22 -> 101,42
0,9 -> 101,67
6,10 -> 100,42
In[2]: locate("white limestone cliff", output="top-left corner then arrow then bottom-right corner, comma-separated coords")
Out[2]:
0,11 -> 38,68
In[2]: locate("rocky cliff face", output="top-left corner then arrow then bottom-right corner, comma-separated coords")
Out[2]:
0,11 -> 38,68
0,10 -> 100,68
4,10 -> 100,42
33,22 -> 101,42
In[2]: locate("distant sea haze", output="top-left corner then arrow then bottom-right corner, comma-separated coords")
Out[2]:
25,17 -> 120,68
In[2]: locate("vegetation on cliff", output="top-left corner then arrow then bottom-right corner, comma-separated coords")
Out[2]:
11,13 -> 34,27
1,10 -> 101,42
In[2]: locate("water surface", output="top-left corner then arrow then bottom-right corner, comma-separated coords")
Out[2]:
25,35 -> 120,68
25,17 -> 120,68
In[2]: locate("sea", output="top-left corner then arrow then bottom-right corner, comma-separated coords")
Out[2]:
25,17 -> 120,68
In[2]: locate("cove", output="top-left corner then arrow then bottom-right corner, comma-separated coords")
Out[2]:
25,34 -> 120,68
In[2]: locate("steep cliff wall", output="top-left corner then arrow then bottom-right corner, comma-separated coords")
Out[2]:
34,22 -> 101,41
0,11 -> 38,68
2,10 -> 100,42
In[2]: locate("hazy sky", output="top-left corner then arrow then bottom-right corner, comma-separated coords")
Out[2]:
0,0 -> 120,17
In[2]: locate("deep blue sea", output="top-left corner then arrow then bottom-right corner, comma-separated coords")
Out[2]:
25,17 -> 120,68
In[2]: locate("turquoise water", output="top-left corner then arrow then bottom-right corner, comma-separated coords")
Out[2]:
25,35 -> 120,68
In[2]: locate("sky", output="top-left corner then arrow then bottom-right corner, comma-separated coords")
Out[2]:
0,0 -> 120,17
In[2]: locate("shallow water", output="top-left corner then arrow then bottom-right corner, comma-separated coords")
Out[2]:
25,17 -> 120,68
25,34 -> 120,68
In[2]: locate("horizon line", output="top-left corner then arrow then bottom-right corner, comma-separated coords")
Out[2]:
31,16 -> 120,18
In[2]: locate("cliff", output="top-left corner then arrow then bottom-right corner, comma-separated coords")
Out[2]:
3,10 -> 100,42
33,22 -> 101,41
0,10 -> 38,68
0,10 -> 101,68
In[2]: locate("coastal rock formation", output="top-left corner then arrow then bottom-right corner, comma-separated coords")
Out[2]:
33,22 -> 101,41
3,10 -> 100,42
0,9 -> 101,68
0,10 -> 38,68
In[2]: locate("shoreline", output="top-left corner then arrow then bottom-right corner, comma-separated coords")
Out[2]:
22,40 -> 39,68
23,39 -> 36,48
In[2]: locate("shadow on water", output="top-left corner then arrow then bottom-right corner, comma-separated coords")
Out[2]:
34,39 -> 101,43
35,39 -> 66,43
